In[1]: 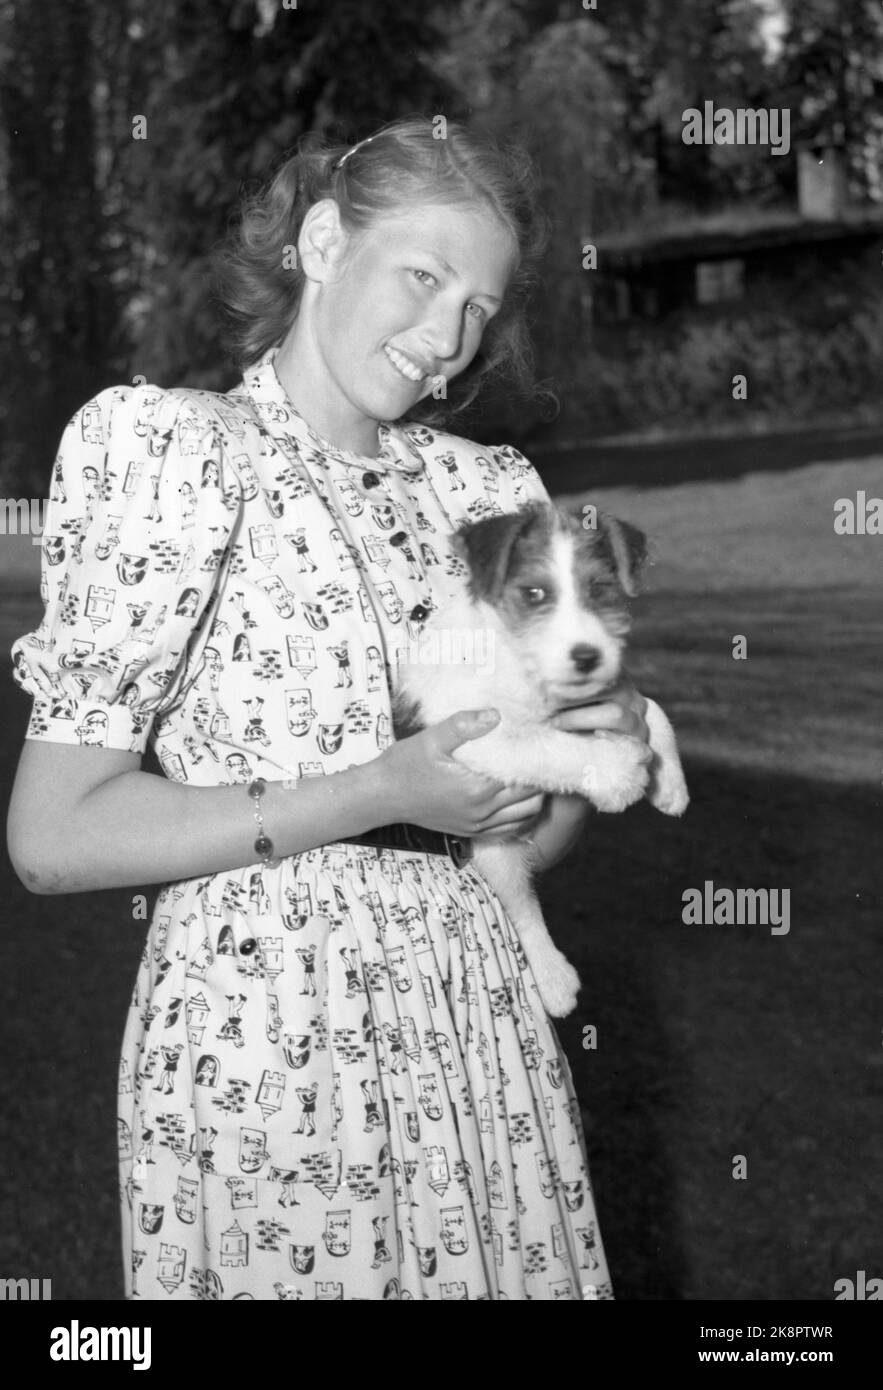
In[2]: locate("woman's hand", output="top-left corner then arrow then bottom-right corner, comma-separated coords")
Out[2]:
374,683 -> 652,850
550,679 -> 650,745
375,709 -> 545,840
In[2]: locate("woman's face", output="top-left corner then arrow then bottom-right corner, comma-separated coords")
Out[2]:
304,200 -> 517,436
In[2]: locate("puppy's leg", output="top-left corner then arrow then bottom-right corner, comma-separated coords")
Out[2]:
644,699 -> 690,816
455,722 -> 651,812
473,841 -> 581,1018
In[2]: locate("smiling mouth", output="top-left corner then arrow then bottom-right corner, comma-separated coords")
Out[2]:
384,345 -> 430,383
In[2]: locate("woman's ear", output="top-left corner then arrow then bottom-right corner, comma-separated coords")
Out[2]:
298,199 -> 350,283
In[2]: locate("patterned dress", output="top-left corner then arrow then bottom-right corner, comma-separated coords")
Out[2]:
11,349 -> 613,1301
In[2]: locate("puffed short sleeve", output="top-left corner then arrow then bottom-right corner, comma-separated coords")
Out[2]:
10,385 -> 242,752
486,442 -> 554,511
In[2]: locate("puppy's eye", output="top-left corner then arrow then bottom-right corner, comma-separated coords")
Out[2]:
589,578 -> 618,601
521,586 -> 547,604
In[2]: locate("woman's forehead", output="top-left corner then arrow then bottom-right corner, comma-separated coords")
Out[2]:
365,202 -> 517,273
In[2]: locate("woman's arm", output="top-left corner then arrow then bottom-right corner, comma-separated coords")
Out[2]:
6,740 -> 390,895
6,708 -> 548,896
523,792 -> 591,874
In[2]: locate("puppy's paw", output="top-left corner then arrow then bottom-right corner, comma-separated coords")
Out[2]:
581,736 -> 650,812
532,947 -> 581,1018
648,761 -> 690,817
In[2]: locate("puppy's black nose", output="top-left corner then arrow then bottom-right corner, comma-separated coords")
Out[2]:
570,644 -> 602,674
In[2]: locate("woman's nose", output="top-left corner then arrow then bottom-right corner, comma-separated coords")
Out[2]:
420,303 -> 464,361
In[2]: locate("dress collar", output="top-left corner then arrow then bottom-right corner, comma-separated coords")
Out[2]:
235,349 -> 427,476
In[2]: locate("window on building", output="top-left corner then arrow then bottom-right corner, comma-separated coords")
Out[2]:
695,258 -> 745,304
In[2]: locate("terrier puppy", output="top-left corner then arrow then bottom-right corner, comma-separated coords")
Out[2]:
391,502 -> 689,1017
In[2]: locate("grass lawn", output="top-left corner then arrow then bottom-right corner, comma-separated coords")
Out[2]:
0,455 -> 880,1300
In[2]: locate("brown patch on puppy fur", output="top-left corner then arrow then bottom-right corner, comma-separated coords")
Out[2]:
490,508 -> 565,638
570,515 -> 643,640
451,503 -> 553,607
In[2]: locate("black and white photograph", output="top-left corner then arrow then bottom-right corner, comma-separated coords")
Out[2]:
0,0 -> 880,1354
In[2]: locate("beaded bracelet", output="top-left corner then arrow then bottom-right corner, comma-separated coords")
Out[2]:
247,778 -> 280,869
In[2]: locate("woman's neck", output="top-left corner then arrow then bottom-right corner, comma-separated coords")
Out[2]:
273,328 -> 382,458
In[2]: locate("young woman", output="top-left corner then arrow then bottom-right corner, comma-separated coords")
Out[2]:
8,116 -> 648,1300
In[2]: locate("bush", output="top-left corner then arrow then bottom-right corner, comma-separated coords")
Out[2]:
543,283 -> 883,439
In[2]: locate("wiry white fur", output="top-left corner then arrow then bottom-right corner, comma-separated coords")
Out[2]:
394,516 -> 689,1018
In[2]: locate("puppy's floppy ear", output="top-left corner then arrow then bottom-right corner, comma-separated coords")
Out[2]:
452,503 -> 546,603
602,514 -> 649,598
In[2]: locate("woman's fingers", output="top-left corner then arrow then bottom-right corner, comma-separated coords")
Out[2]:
480,787 -> 545,817
552,684 -> 649,742
474,791 -> 546,837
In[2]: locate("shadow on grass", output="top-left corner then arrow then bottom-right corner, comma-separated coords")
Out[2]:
547,760 -> 883,1302
1,699 -> 880,1298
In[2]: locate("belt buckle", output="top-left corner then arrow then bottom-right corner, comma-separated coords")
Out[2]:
443,833 -> 472,869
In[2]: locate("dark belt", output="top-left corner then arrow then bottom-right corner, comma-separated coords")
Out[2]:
340,822 -> 473,869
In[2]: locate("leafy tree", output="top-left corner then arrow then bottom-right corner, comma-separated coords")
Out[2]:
123,0 -> 458,388
0,0 -> 122,490
600,0 -> 780,208
777,0 -> 883,200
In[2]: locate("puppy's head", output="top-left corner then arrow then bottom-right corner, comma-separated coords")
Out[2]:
451,501 -> 650,703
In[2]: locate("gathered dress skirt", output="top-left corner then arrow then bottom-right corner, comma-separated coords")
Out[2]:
118,841 -> 613,1300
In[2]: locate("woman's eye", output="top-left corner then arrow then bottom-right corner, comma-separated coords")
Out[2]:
521,586 -> 547,604
466,302 -> 486,322
412,269 -> 436,287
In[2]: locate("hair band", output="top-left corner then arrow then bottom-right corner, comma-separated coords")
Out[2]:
334,135 -> 377,170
